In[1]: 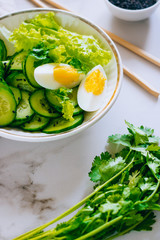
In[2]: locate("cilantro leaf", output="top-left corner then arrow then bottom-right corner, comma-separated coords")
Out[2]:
147,144 -> 160,152
108,134 -> 132,147
147,155 -> 160,180
89,152 -> 126,184
134,212 -> 156,231
89,152 -> 111,183
125,121 -> 149,146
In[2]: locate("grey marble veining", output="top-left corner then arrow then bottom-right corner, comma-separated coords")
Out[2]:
0,132 -> 96,239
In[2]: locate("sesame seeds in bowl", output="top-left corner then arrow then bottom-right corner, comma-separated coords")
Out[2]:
104,0 -> 160,21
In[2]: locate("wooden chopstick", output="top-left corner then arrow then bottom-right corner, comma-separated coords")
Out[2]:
123,66 -> 159,98
43,0 -> 70,11
31,0 -> 48,8
101,29 -> 160,68
29,0 -> 160,97
42,0 -> 160,68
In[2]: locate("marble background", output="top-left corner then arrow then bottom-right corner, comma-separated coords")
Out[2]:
0,0 -> 160,239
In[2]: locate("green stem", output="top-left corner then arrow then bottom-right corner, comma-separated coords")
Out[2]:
75,216 -> 123,240
14,151 -> 133,240
27,228 -> 64,240
135,180 -> 160,207
106,211 -> 152,240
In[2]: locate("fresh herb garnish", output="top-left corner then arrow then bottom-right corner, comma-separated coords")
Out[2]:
14,121 -> 160,240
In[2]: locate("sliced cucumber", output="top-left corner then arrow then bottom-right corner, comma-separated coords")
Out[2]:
6,71 -> 35,92
0,39 -> 7,61
14,90 -> 34,121
9,86 -> 22,105
42,113 -> 84,133
73,106 -> 83,116
10,118 -> 30,127
2,60 -> 10,73
10,51 -> 26,71
0,87 -> 16,126
24,54 -> 41,88
45,89 -> 61,110
30,89 -> 60,118
0,61 -> 5,79
20,114 -> 50,132
0,78 -> 11,91
45,87 -> 78,111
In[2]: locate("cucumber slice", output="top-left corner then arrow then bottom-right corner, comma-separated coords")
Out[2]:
10,51 -> 27,71
20,114 -> 50,132
6,71 -> 36,92
10,118 -> 30,127
0,78 -> 11,91
45,89 -> 61,110
2,60 -> 10,73
45,87 -> 78,111
0,87 -> 16,126
42,113 -> 84,133
24,54 -> 41,88
30,89 -> 60,118
73,106 -> 83,116
0,39 -> 7,61
0,61 -> 5,79
9,86 -> 22,105
15,90 -> 34,121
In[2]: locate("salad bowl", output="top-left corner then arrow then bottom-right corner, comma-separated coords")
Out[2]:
0,9 -> 123,142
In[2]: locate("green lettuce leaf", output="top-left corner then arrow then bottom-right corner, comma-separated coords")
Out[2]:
9,12 -> 111,73
50,88 -> 74,121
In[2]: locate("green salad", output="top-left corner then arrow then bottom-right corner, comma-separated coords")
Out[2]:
0,12 -> 112,133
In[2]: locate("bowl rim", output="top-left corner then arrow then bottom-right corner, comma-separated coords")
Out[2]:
105,0 -> 160,12
0,8 -> 123,142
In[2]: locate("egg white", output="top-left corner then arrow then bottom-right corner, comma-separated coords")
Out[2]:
34,63 -> 85,90
77,65 -> 108,112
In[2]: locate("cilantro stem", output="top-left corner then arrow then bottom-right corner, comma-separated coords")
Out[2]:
75,216 -> 123,240
14,151 -> 133,240
105,211 -> 152,240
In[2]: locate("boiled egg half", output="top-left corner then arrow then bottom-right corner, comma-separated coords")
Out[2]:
34,63 -> 85,89
77,65 -> 108,112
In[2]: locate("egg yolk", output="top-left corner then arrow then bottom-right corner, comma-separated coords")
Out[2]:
85,69 -> 106,95
53,65 -> 79,85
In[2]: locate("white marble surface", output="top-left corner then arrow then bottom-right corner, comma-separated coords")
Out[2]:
0,0 -> 160,239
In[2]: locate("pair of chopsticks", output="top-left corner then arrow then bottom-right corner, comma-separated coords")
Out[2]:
30,0 -> 160,98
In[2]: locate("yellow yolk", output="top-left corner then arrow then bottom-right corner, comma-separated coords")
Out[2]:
53,65 -> 79,85
84,69 -> 106,95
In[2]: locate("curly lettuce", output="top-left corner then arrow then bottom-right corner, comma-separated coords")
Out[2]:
9,12 -> 111,73
48,88 -> 74,121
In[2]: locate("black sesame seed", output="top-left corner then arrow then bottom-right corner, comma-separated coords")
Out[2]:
12,111 -> 16,113
109,0 -> 157,9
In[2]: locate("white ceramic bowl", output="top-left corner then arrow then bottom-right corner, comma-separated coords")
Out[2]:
0,9 -> 123,142
104,0 -> 160,21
